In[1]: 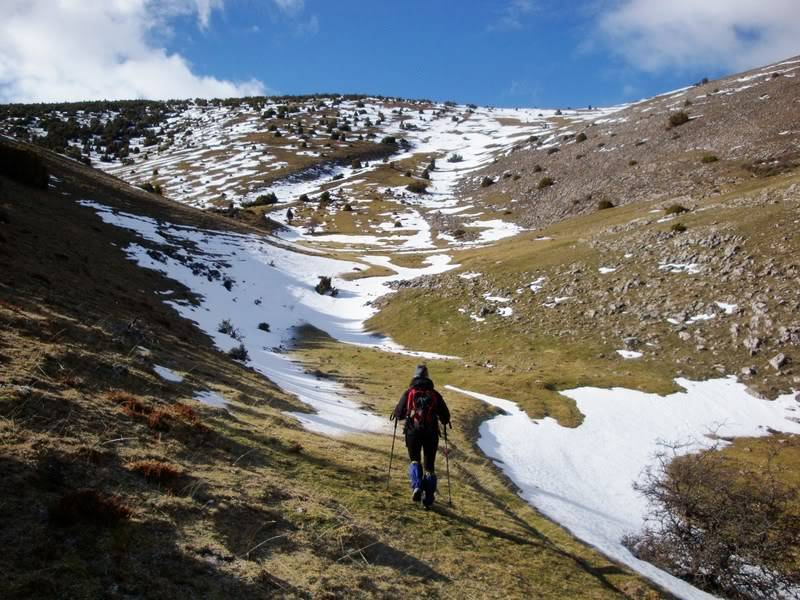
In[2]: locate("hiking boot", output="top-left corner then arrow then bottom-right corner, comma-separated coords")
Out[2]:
412,487 -> 422,502
422,473 -> 437,508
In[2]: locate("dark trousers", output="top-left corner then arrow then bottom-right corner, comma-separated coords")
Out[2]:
405,429 -> 438,473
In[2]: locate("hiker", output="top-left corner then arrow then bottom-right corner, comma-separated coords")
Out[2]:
391,364 -> 450,508
286,207 -> 293,223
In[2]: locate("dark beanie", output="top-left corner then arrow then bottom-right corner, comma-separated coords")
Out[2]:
413,364 -> 429,379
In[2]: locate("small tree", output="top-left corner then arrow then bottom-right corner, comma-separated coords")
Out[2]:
624,442 -> 800,599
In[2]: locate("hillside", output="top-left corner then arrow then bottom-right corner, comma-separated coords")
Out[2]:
1,54 -> 799,599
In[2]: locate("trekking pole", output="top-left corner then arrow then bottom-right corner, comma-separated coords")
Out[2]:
443,423 -> 452,506
387,417 -> 398,487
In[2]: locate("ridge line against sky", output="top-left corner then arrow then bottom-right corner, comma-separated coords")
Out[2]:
1,0 -> 799,107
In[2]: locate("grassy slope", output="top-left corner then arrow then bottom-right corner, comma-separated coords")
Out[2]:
368,169 -> 800,422
0,145 -> 661,598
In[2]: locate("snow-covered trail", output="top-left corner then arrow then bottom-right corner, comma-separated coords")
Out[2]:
80,200 -> 458,436
446,380 -> 800,599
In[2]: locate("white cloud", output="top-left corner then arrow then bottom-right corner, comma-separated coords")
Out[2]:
0,0 -> 267,102
272,0 -> 304,16
598,0 -> 800,73
488,0 -> 537,32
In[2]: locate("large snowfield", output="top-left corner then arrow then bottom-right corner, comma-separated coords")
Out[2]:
76,92 -> 800,599
447,382 -> 800,599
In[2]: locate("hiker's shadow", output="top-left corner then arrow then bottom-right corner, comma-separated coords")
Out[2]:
359,537 -> 450,582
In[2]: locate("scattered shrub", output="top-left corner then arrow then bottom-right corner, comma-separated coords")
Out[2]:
351,159 -> 362,169
665,204 -> 688,215
480,176 -> 494,188
227,343 -> 249,362
49,490 -> 132,527
218,319 -> 241,339
343,203 -> 353,211
108,390 -> 149,417
597,199 -> 614,210
288,442 -> 303,453
315,275 -> 338,296
532,164 -> 543,173
670,222 -> 687,233
129,460 -> 181,483
299,193 -> 311,203
406,180 -> 428,194
668,111 -> 690,127
447,153 -> 463,163
575,132 -> 587,143
380,136 -> 396,145
319,190 -> 331,203
701,154 -> 718,164
258,322 -> 270,332
628,160 -> 638,166
546,147 -> 560,155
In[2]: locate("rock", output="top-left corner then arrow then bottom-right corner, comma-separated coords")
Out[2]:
769,353 -> 788,370
741,366 -> 756,376
623,336 -> 640,350
678,331 -> 691,341
743,336 -> 761,355
134,346 -> 152,360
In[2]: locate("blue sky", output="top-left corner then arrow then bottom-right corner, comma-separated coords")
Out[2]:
2,0 -> 800,106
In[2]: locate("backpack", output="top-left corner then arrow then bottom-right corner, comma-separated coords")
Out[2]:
405,387 -> 438,433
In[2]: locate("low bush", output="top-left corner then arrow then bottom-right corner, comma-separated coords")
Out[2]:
129,460 -> 181,483
315,275 -> 338,296
547,147 -> 560,155
298,193 -> 311,203
243,192 -> 278,207
227,343 -> 249,362
218,319 -> 241,339
258,322 -> 270,332
668,111 -> 690,127
447,153 -> 463,163
624,443 -> 800,598
480,176 -> 494,188
406,180 -> 428,194
380,136 -> 396,145
537,176 -> 554,189
701,154 -> 718,164
575,132 -> 587,143
628,160 -> 638,166
532,164 -> 543,173
664,204 -> 688,215
670,222 -> 687,233
597,199 -> 614,210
